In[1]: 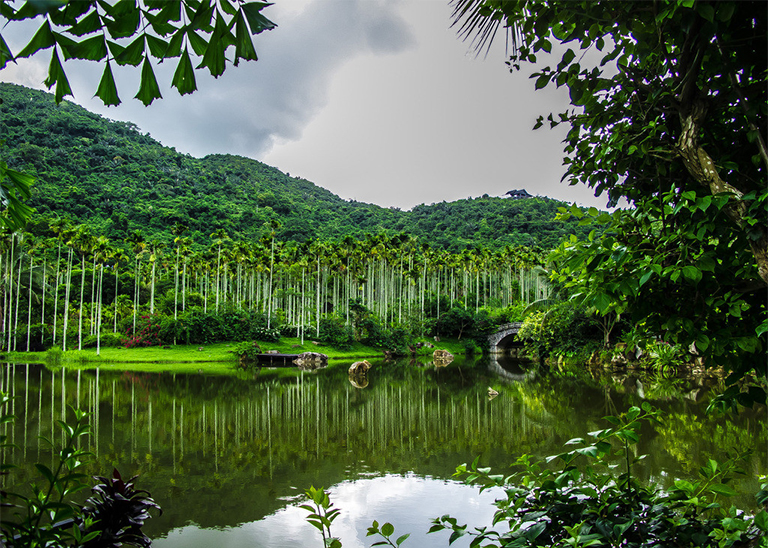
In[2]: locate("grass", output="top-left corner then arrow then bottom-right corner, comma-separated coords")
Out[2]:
1,336 -> 470,375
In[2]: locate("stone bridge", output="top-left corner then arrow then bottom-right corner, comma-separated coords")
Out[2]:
488,322 -> 524,354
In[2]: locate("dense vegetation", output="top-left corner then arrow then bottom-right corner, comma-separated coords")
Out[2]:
0,83 -> 593,252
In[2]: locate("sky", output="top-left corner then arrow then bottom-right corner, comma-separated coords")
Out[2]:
1,0 -> 610,211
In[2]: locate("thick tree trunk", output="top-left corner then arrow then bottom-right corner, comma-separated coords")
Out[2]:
678,99 -> 768,285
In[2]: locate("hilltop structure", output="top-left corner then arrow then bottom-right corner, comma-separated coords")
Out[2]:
505,189 -> 532,199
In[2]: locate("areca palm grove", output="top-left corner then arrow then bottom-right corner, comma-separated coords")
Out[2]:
0,224 -> 548,352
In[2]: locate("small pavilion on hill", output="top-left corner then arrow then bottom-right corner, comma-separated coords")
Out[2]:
504,189 -> 532,199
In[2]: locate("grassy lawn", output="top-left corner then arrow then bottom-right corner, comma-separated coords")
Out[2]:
1,337 -> 469,375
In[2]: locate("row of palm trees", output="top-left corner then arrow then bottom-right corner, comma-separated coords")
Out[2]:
0,221 -> 550,352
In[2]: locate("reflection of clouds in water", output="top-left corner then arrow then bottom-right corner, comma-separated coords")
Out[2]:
153,475 -> 502,548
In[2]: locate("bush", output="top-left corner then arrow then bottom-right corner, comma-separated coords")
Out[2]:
432,403 -> 768,547
517,301 -> 602,361
157,310 -> 276,345
122,315 -> 162,348
462,339 -> 479,355
252,326 -> 280,342
319,316 -> 354,350
9,323 -> 54,352
81,332 -> 124,348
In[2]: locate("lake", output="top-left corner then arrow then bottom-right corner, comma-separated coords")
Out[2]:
1,358 -> 765,547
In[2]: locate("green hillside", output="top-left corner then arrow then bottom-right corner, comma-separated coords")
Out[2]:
1,82 -> 591,250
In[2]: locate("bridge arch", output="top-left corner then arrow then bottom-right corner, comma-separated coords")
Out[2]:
488,322 -> 524,354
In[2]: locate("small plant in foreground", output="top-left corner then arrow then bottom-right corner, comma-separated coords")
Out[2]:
301,486 -> 409,548
302,486 -> 342,548
0,392 -> 160,547
430,402 -> 768,547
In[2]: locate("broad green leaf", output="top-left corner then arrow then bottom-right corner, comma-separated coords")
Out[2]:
186,29 -> 208,56
696,3 -> 715,21
145,10 -> 177,36
234,12 -> 258,64
559,47 -> 575,68
199,17 -> 229,77
115,34 -> 145,66
381,522 -> 395,537
189,1 -> 215,31
165,28 -> 184,58
17,20 -> 56,58
682,265 -> 702,284
754,510 -> 768,532
171,48 -> 197,95
105,1 -> 141,39
63,34 -> 107,61
44,48 -> 73,103
241,2 -> 277,34
35,463 -> 56,483
534,73 -> 550,89
68,9 -> 102,36
593,292 -> 611,313
95,61 -> 120,106
135,55 -> 162,106
5,167 -> 34,190
146,35 -> 169,58
709,483 -> 738,497
0,33 -> 14,70
695,333 -> 710,352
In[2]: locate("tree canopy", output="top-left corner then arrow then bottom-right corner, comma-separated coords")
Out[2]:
452,0 -> 767,381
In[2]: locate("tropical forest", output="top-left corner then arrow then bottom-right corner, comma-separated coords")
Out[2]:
0,1 -> 765,548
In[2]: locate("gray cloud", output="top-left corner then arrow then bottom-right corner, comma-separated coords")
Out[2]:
1,0 -> 415,159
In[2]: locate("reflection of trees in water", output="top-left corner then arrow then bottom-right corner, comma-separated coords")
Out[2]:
0,361 -> 764,533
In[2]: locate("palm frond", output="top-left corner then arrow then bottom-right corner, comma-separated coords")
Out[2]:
449,0 -> 518,57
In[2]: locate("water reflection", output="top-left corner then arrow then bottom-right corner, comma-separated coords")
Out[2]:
0,359 -> 765,547
155,474 -> 503,548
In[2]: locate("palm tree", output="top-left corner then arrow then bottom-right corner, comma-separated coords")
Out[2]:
124,230 -> 146,334
210,228 -> 230,312
147,239 -> 165,314
71,225 -> 95,350
171,223 -> 188,320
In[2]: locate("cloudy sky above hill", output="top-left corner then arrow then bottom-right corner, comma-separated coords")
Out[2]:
1,0 -> 610,211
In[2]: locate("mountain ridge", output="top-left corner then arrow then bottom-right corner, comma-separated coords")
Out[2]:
1,82 -> 592,251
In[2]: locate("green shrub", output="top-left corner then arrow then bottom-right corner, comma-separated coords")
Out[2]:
432,403 -> 767,547
319,316 -> 354,350
462,339 -> 479,355
81,332 -> 123,348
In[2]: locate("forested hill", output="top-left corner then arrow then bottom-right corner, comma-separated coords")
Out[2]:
1,82 -> 592,251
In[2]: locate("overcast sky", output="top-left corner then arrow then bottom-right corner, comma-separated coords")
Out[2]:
1,0 -> 610,211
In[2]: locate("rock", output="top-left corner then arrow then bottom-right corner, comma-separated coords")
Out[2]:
348,360 -> 372,389
293,352 -> 328,371
348,360 -> 372,376
433,349 -> 454,367
266,350 -> 279,354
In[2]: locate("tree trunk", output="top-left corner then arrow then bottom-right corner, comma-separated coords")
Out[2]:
678,98 -> 768,284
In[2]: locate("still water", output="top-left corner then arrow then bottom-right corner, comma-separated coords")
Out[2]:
0,358 -> 765,547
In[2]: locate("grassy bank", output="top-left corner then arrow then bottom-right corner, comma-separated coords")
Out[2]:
1,337 -> 468,375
